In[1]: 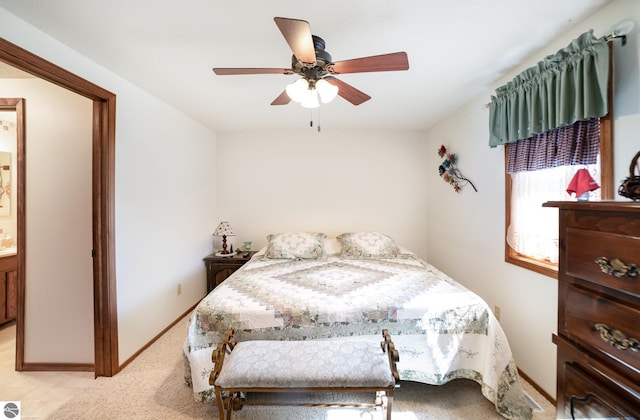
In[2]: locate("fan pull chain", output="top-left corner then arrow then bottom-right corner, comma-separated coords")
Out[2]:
308,109 -> 321,132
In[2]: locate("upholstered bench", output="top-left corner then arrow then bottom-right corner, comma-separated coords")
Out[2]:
209,329 -> 400,420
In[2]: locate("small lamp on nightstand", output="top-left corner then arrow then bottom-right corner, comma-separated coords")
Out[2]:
213,221 -> 235,256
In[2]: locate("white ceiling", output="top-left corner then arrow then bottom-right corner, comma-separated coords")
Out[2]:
0,0 -> 611,133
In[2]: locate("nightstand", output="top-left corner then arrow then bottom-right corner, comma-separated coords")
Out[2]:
203,251 -> 257,293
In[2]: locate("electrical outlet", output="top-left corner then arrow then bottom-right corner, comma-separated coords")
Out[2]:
494,305 -> 501,321
177,283 -> 182,296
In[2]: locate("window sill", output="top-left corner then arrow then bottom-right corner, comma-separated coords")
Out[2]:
505,252 -> 558,279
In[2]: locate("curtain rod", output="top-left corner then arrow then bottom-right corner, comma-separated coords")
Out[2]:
605,33 -> 627,46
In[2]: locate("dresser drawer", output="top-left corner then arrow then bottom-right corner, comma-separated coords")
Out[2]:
562,360 -> 639,419
565,227 -> 640,297
565,285 -> 640,372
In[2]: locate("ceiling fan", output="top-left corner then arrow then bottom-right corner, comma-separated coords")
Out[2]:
212,17 -> 409,108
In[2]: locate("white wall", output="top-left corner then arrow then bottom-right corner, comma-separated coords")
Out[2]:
114,88 -> 217,359
424,0 -> 640,398
0,10 -> 218,363
215,130 -> 428,256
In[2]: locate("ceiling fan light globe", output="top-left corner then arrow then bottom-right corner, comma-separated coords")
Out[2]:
301,89 -> 320,109
316,79 -> 339,103
285,78 -> 309,102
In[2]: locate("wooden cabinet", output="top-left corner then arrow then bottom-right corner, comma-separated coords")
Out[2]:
0,254 -> 18,326
203,251 -> 257,294
544,201 -> 640,419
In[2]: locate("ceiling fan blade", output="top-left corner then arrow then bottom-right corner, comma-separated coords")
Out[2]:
331,52 -> 409,74
213,68 -> 290,75
274,17 -> 316,64
325,76 -> 371,106
271,90 -> 291,106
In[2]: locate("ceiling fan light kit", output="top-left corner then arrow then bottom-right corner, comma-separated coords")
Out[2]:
315,79 -> 339,103
212,17 -> 409,110
286,78 -> 338,108
285,78 -> 309,102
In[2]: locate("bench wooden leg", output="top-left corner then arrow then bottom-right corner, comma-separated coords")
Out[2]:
386,394 -> 393,420
375,390 -> 393,420
214,387 -> 225,419
226,395 -> 233,420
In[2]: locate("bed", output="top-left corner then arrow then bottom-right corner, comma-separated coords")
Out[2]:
183,232 -> 533,420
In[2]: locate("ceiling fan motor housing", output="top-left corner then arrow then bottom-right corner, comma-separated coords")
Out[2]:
291,35 -> 332,79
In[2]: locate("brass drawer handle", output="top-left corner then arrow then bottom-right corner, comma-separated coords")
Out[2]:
570,394 -> 594,420
593,323 -> 639,352
594,256 -> 638,278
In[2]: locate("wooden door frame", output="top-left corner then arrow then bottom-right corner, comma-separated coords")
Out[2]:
0,37 -> 118,376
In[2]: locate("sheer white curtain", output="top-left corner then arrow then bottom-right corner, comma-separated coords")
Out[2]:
507,163 -> 600,264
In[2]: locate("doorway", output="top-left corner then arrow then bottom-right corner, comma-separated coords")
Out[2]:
0,39 -> 118,376
0,100 -> 21,333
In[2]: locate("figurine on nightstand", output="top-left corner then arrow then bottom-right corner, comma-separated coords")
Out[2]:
242,241 -> 252,257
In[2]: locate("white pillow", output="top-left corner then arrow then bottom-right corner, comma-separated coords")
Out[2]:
264,232 -> 326,259
337,232 -> 400,259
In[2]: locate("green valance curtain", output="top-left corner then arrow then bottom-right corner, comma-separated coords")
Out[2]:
488,30 -> 609,147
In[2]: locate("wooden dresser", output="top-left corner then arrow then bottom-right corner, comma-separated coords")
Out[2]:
544,201 -> 640,419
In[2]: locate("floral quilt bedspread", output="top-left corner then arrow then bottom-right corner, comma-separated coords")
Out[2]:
183,254 -> 532,420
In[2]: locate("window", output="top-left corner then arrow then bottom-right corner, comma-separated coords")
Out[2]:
508,162 -> 600,264
504,114 -> 613,278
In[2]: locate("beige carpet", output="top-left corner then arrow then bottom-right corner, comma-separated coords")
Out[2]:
51,314 -> 556,419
